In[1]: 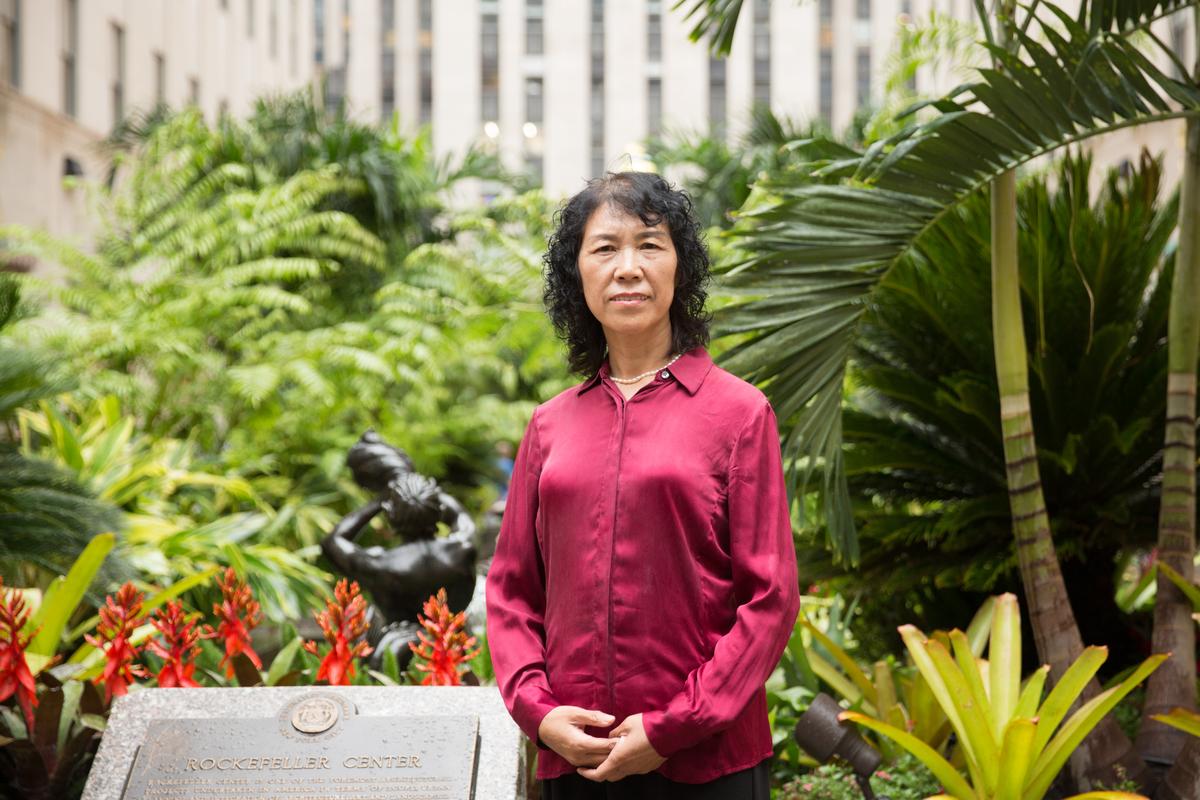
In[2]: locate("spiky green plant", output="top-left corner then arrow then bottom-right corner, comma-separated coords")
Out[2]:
0,277 -> 124,587
843,594 -> 1162,800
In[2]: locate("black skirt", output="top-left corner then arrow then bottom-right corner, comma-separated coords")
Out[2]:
540,758 -> 771,800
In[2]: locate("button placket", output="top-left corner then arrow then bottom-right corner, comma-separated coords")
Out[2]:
606,390 -> 627,713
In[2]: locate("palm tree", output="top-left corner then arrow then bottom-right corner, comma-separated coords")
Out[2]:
1143,9 -> 1200,797
796,152 -> 1176,660
674,0 -> 1200,787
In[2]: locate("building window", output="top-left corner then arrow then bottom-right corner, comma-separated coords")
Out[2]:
819,0 -> 832,27
218,98 -> 229,118
270,0 -> 278,58
708,55 -> 726,140
856,0 -> 871,19
525,0 -> 543,56
525,76 -> 543,124
188,76 -> 200,107
647,0 -> 661,62
647,77 -> 662,137
753,0 -> 770,107
325,66 -> 346,113
524,76 -> 543,184
324,0 -> 349,113
111,24 -> 125,127
247,0 -> 255,37
481,0 -> 499,126
382,0 -> 396,119
154,51 -> 165,105
856,46 -> 871,107
1170,14 -> 1188,81
819,49 -> 832,122
314,0 -> 325,64
62,0 -> 78,117
1,0 -> 19,88
418,0 -> 433,127
590,0 -> 604,176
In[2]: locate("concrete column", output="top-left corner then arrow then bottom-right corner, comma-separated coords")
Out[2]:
604,0 -> 645,171
771,0 -> 818,123
661,0 -> 707,135
543,0 -> 587,198
725,1 -> 754,141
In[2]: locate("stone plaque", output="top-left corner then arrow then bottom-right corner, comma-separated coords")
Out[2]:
118,692 -> 479,800
82,687 -> 525,800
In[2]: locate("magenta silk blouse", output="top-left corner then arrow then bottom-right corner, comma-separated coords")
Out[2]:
485,344 -> 801,783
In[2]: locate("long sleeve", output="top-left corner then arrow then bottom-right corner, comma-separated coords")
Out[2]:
485,406 -> 560,744
641,400 -> 802,757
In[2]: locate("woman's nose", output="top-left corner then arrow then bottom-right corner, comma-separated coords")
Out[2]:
615,245 -> 642,275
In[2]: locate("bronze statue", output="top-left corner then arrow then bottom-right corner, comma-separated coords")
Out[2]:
321,430 -> 478,668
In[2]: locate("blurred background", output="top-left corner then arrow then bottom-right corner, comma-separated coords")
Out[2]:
2,0 -> 1192,256
2,3 -> 1200,798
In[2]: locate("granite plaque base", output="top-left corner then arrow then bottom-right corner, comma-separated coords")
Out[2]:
81,687 -> 526,800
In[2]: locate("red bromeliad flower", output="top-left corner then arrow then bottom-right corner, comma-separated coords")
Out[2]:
211,567 -> 263,678
0,579 -> 38,731
408,588 -> 480,686
303,579 -> 372,686
85,582 -> 149,704
147,601 -> 210,688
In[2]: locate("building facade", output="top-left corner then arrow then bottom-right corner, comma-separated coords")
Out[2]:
317,0 -> 988,198
0,0 -> 1194,245
0,0 -> 316,250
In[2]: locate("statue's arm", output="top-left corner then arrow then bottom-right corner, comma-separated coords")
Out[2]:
321,498 -> 385,571
438,492 -> 476,541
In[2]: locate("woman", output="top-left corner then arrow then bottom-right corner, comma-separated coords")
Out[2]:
485,171 -> 800,799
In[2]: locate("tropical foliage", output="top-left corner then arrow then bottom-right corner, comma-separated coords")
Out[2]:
796,153 -> 1177,657
843,594 -> 1163,800
0,277 -> 125,588
697,2 -> 1200,559
675,0 -> 1199,789
647,106 -> 825,230
3,102 -> 569,573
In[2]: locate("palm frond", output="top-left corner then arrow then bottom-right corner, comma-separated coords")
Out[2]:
671,0 -> 745,56
713,3 -> 1200,560
1083,0 -> 1199,32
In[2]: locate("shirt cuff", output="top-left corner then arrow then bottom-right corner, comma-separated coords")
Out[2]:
640,707 -> 696,758
513,687 -> 560,749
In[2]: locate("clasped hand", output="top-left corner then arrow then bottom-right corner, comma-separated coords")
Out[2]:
537,707 -> 666,782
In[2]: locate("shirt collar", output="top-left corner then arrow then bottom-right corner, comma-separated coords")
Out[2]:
576,345 -> 714,396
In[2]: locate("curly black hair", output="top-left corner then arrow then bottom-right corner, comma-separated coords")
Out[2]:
542,171 -> 713,377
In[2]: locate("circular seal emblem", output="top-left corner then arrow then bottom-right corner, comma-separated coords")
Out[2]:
277,692 -> 354,741
291,696 -> 340,733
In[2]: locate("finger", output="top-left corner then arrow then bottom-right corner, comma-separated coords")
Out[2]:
572,709 -> 616,727
577,764 -> 606,782
572,751 -> 609,768
571,732 -> 622,756
578,759 -> 617,783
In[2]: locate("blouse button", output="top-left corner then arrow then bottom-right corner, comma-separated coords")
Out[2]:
660,370 -> 670,379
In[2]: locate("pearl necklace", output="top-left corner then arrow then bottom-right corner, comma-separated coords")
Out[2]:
608,351 -> 684,384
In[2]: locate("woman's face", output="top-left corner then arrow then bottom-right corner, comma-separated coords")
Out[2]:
577,202 -> 677,343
